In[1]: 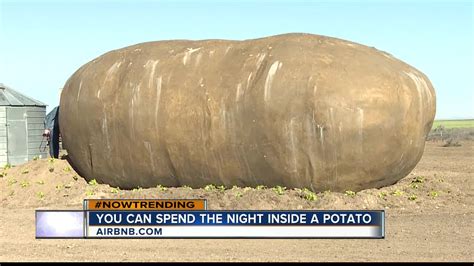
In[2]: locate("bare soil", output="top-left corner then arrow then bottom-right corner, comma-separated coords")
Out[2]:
0,141 -> 472,262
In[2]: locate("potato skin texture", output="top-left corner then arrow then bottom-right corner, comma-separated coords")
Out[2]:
59,33 -> 436,191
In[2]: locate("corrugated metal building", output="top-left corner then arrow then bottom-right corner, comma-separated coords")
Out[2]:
0,83 -> 48,166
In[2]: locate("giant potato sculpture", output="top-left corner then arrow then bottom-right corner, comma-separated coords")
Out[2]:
59,33 -> 436,191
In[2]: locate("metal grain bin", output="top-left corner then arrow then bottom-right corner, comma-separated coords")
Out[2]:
0,83 -> 48,166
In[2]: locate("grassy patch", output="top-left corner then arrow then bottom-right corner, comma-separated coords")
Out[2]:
412,176 -> 424,184
20,180 -> 30,188
137,186 -> 143,192
408,195 -> 417,201
272,186 -> 286,195
392,189 -> 404,196
345,190 -> 356,197
110,187 -> 120,194
204,184 -> 217,191
156,184 -> 168,191
432,119 -> 474,129
131,187 -> 143,192
301,188 -> 318,201
48,158 -> 55,172
88,179 -> 98,186
37,191 -> 45,199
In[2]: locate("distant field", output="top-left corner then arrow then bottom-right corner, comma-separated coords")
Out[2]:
432,119 -> 474,129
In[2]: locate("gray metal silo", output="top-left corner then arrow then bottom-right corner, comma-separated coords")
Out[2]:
0,83 -> 48,166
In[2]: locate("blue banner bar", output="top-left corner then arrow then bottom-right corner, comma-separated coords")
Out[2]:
88,210 -> 383,226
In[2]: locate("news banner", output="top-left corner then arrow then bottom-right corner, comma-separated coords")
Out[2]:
36,199 -> 384,238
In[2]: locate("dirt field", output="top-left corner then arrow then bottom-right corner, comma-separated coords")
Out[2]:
0,141 -> 472,262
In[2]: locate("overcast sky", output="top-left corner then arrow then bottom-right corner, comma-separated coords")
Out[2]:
0,0 -> 472,119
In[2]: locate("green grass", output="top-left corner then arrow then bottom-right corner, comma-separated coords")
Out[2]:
412,176 -> 424,184
156,184 -> 168,191
392,189 -> 404,196
20,180 -> 30,188
378,191 -> 388,199
432,119 -> 474,129
37,191 -> 45,199
204,184 -> 216,191
408,195 -> 418,201
345,190 -> 356,197
301,188 -> 318,201
272,186 -> 286,195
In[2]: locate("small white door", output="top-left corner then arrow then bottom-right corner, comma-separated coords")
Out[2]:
6,107 -> 28,165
